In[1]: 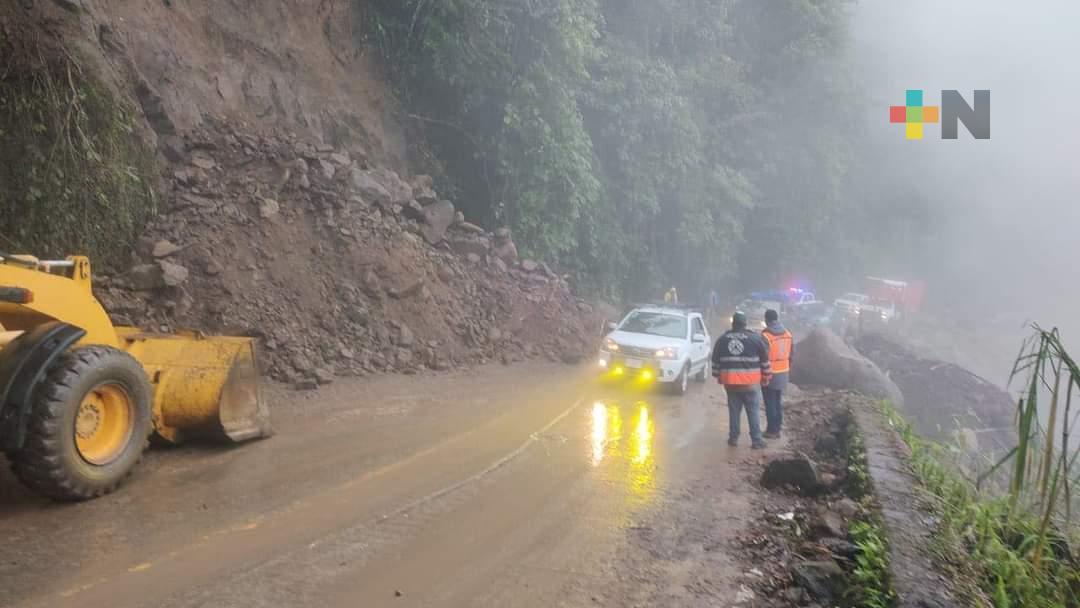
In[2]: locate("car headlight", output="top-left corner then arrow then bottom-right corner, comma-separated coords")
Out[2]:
603,338 -> 619,352
655,347 -> 679,360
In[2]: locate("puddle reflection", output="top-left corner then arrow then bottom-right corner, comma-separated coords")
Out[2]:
588,400 -> 657,503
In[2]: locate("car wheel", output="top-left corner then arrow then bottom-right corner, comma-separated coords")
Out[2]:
666,363 -> 689,396
695,359 -> 709,383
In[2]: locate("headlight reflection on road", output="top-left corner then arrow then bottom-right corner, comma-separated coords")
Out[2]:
591,402 -> 608,466
588,401 -> 655,501
628,402 -> 657,503
632,404 -> 653,466
590,401 -> 623,467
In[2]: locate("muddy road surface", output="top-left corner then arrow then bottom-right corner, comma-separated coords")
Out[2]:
1,363 -> 782,607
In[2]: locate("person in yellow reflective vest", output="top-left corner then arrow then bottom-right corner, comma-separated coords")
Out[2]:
761,309 -> 793,439
664,286 -> 678,304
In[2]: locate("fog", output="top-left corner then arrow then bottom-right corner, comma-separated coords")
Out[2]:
852,0 -> 1080,340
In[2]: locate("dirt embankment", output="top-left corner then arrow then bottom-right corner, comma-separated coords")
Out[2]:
6,1 -> 600,386
92,120 -> 599,386
856,332 -> 1017,452
14,0 -> 406,169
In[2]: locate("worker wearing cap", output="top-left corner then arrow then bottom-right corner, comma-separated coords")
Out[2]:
761,309 -> 793,438
711,311 -> 772,449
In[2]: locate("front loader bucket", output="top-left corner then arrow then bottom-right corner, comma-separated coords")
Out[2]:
118,329 -> 272,444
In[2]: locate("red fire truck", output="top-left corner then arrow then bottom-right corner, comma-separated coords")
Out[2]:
864,276 -> 925,317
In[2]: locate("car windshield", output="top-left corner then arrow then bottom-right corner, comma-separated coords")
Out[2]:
619,311 -> 687,339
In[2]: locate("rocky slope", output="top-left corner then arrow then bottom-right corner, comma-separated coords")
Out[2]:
96,118 -> 599,387
14,0 -> 407,168
6,1 -> 599,387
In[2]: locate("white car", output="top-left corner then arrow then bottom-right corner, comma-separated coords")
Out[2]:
598,306 -> 712,395
858,297 -> 900,323
833,292 -> 869,316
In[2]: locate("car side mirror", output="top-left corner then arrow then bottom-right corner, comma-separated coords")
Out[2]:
692,333 -> 707,343
605,321 -> 618,332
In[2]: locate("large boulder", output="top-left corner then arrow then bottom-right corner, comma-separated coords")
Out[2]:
761,453 -> 823,496
493,228 -> 519,262
159,261 -> 190,287
421,200 -> 456,244
152,239 -> 182,258
792,561 -> 846,604
127,263 -> 164,290
448,234 -> 492,258
350,169 -> 392,208
790,328 -> 904,406
369,167 -> 413,205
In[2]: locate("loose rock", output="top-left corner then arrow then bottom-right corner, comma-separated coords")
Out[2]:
128,264 -> 164,290
421,200 -> 456,245
351,169 -> 392,208
259,198 -> 280,219
152,240 -> 182,258
761,453 -> 823,496
158,261 -> 190,287
792,560 -> 846,604
314,368 -> 335,385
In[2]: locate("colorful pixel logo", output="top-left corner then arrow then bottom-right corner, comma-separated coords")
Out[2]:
889,89 -> 991,140
890,90 -> 939,140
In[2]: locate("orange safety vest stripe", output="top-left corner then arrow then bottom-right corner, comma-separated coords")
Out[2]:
718,369 -> 762,385
764,331 -> 793,374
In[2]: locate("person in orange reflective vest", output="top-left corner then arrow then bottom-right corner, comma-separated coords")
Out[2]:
761,309 -> 793,439
711,311 -> 772,449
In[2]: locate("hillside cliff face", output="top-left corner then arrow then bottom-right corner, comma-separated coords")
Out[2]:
8,0 -> 405,168
1,1 -> 599,386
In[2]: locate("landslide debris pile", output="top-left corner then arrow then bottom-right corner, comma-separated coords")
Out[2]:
95,118 -> 598,387
789,328 -> 904,406
857,332 -> 1017,448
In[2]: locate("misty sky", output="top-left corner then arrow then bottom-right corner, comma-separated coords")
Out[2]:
851,0 -> 1080,331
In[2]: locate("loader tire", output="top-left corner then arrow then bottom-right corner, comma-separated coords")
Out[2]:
10,346 -> 152,501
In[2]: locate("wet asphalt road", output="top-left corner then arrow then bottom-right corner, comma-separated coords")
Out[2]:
0,362 -> 774,607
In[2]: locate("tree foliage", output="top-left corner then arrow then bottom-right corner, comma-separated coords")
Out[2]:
0,32 -> 157,268
363,0 -> 865,299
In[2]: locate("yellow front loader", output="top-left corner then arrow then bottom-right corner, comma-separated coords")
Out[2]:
0,254 -> 270,501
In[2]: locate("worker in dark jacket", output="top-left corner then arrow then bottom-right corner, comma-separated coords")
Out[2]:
761,309 -> 793,438
712,311 -> 772,449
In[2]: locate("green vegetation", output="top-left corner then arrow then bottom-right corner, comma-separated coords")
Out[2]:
849,519 -> 896,608
844,413 -> 897,607
0,34 -> 157,268
361,0 -> 870,298
884,386 -> 1080,607
1003,327 -> 1080,539
847,424 -> 873,498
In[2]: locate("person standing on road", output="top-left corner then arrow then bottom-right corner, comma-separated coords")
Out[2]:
707,289 -> 720,323
712,311 -> 772,449
664,286 -> 679,304
760,309 -> 793,439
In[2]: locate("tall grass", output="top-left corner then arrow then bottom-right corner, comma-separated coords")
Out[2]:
888,326 -> 1080,606
1001,326 -> 1080,566
884,402 -> 1080,607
